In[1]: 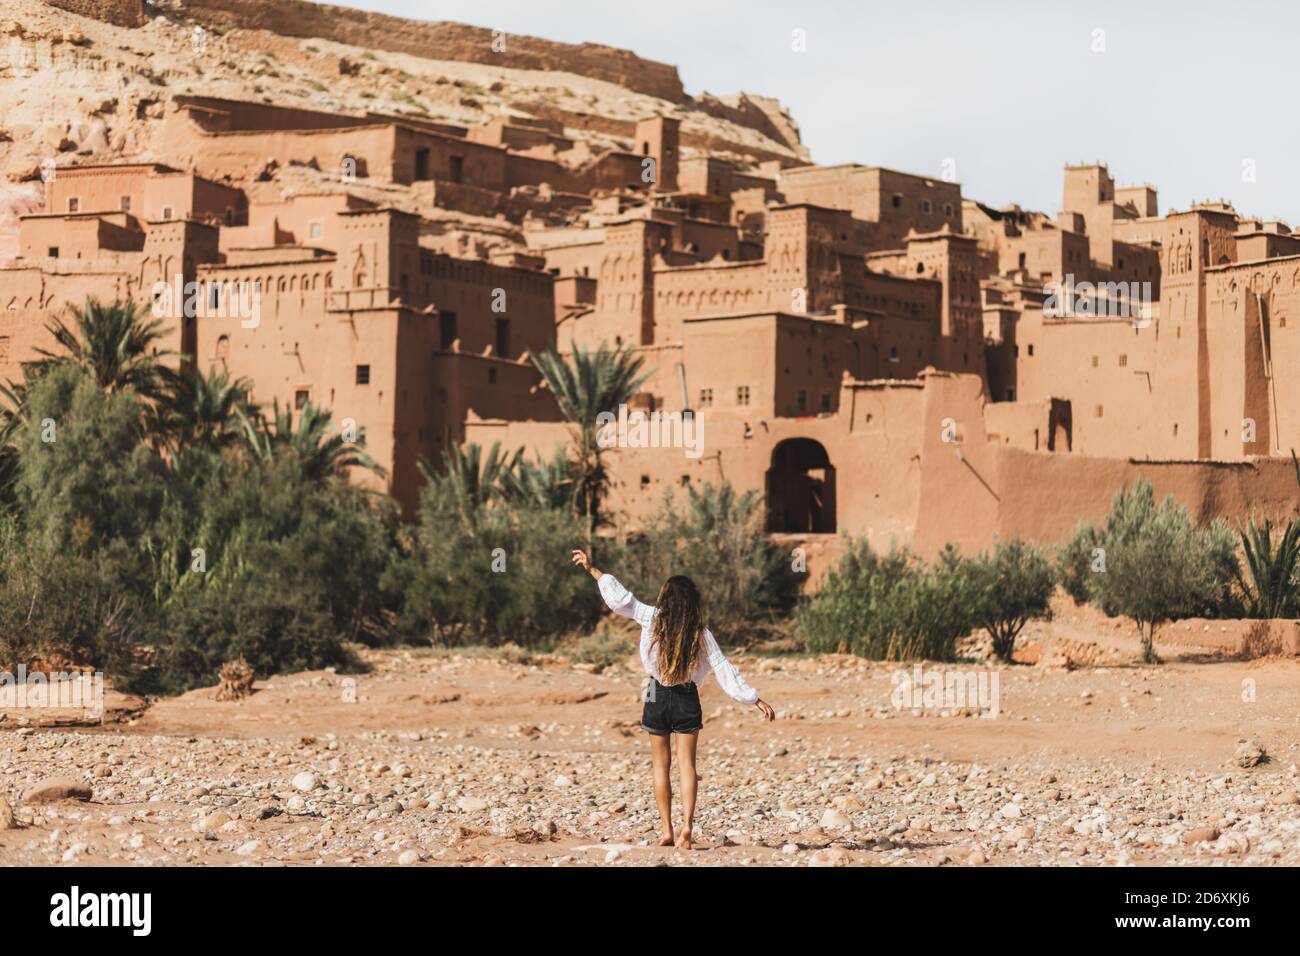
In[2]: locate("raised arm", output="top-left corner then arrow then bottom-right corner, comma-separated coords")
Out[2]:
702,627 -> 776,720
571,550 -> 654,625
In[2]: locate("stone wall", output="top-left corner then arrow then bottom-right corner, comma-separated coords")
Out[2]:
177,0 -> 688,103
43,0 -> 146,28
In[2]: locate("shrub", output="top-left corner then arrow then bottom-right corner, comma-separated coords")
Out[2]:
149,575 -> 356,696
797,540 -> 971,661
17,364 -> 165,557
622,482 -> 798,639
389,484 -> 599,646
566,626 -> 636,671
1234,517 -> 1300,619
1056,522 -> 1101,605
0,543 -> 146,678
1239,620 -> 1284,660
1081,480 -> 1238,662
964,537 -> 1055,662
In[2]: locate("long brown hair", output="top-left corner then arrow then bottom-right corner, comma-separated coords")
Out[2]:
652,575 -> 704,684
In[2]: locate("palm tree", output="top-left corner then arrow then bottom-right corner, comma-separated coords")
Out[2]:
159,364 -> 255,452
238,400 -> 383,483
531,342 -> 648,545
418,441 -> 520,525
500,446 -> 575,511
1235,517 -> 1300,618
33,298 -> 173,401
0,374 -> 35,505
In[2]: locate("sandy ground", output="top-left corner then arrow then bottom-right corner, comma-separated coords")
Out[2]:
1,605 -> 1298,868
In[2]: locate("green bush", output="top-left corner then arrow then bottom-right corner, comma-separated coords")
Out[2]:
17,364 -> 165,558
621,482 -> 798,639
0,543 -> 146,678
1070,480 -> 1238,662
0,302 -> 402,695
566,626 -> 636,671
1056,522 -> 1101,605
388,482 -> 599,646
963,537 -> 1054,662
137,453 -> 397,692
149,575 -> 357,696
797,540 -> 971,661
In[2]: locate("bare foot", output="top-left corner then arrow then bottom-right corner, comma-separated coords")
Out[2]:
657,831 -> 675,847
675,827 -> 693,850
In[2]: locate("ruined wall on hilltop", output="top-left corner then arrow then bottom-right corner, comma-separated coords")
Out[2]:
43,0 -> 146,28
176,0 -> 688,103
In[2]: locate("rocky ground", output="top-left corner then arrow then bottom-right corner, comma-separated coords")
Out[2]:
2,603 -> 1298,868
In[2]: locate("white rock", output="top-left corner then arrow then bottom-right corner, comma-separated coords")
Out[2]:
820,808 -> 853,830
292,772 -> 318,792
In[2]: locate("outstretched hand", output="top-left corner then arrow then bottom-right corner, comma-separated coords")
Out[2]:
571,549 -> 601,580
754,698 -> 776,721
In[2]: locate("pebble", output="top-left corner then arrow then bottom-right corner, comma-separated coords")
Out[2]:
819,808 -> 852,830
22,778 -> 92,804
1183,826 -> 1219,844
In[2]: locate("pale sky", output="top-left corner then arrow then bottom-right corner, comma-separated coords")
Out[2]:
340,0 -> 1300,224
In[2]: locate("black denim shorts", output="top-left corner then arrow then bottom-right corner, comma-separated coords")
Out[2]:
641,678 -> 703,735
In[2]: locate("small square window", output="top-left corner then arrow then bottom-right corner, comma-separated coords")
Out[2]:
891,194 -> 902,209
1090,355 -> 1099,368
355,364 -> 370,385
67,197 -> 79,213
921,199 -> 932,214
48,246 -> 58,258
1095,405 -> 1104,418
1118,354 -> 1128,367
120,196 -> 131,212
294,389 -> 310,409
310,221 -> 323,240
736,385 -> 750,406
698,387 -> 713,407
162,206 -> 173,220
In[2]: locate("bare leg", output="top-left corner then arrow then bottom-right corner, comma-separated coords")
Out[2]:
674,731 -> 698,849
650,733 -> 674,846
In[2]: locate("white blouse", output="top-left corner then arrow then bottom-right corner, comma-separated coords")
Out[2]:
598,574 -> 759,704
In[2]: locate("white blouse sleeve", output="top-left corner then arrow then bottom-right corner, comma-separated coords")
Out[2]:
701,628 -> 759,704
597,574 -> 656,627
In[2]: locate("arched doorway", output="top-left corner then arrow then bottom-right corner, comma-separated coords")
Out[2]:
766,438 -> 836,533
